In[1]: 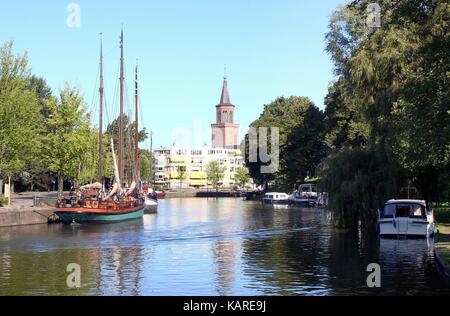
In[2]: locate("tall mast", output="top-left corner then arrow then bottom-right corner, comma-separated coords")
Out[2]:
134,61 -> 140,185
98,33 -> 104,183
119,28 -> 124,184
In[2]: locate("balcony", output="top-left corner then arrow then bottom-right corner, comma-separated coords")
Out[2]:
190,172 -> 207,180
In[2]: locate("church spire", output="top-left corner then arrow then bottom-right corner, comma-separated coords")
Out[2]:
219,69 -> 232,106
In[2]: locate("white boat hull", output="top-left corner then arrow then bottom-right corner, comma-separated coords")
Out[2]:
263,198 -> 289,205
144,197 -> 158,214
145,198 -> 158,206
379,218 -> 435,239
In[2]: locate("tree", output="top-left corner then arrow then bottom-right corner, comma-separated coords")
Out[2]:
139,149 -> 153,184
323,78 -> 369,150
245,96 -> 326,191
0,41 -> 43,182
42,85 -> 92,198
206,160 -> 226,192
235,167 -> 250,191
175,164 -> 187,191
320,0 -> 449,231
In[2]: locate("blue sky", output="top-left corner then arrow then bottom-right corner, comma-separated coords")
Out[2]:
1,0 -> 346,148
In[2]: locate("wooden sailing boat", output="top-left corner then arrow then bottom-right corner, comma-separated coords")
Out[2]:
55,30 -> 145,224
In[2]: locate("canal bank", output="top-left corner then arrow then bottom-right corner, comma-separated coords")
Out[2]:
165,190 -> 244,199
0,207 -> 55,227
435,224 -> 450,285
0,192 -> 58,227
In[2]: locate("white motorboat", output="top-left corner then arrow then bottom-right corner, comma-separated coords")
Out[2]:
144,194 -> 158,213
288,183 -> 318,207
263,192 -> 290,205
378,199 -> 435,239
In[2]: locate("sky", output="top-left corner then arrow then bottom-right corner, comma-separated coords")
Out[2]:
0,0 -> 347,149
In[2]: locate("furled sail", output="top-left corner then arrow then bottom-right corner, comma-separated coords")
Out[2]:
80,182 -> 103,190
105,138 -> 121,201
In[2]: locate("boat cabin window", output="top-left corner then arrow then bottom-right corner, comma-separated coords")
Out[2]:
299,185 -> 317,193
301,185 -> 312,192
381,203 -> 425,219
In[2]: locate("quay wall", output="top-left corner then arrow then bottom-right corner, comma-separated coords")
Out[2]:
165,191 -> 243,199
0,207 -> 55,228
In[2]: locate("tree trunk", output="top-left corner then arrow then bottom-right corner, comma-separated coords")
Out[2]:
58,172 -> 64,200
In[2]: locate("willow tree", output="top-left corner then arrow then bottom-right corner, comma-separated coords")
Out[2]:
321,0 -> 449,230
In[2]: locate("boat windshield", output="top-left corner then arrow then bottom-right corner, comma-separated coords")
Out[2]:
382,203 -> 425,219
300,185 -> 317,192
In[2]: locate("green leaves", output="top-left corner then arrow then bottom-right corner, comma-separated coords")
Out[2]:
321,0 -> 450,229
42,85 -> 92,182
206,160 -> 226,191
235,167 -> 250,190
246,96 -> 326,191
0,42 -> 42,179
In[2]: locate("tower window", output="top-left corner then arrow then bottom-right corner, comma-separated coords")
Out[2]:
222,111 -> 228,123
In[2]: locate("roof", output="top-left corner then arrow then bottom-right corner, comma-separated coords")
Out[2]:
385,199 -> 426,206
219,77 -> 233,106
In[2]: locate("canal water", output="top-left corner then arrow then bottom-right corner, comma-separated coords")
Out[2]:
0,198 -> 449,296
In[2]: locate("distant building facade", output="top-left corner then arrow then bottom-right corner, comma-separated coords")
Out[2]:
153,146 -> 244,189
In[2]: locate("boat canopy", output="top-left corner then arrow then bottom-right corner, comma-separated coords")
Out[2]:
380,201 -> 427,219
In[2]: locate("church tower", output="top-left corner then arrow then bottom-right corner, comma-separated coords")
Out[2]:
211,74 -> 240,149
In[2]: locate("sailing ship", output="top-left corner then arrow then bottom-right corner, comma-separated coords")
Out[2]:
55,30 -> 146,224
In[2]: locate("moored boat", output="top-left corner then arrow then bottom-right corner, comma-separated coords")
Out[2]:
144,193 -> 158,214
263,192 -> 290,205
56,203 -> 144,224
155,190 -> 166,199
55,30 -> 146,224
288,183 -> 318,207
378,199 -> 436,239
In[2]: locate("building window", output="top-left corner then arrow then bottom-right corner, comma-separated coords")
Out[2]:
222,111 -> 228,123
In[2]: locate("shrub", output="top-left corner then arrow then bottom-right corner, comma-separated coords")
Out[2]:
0,195 -> 8,207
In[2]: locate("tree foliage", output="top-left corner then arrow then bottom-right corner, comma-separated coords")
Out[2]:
206,160 -> 226,192
235,167 -> 250,190
0,42 -> 42,180
245,96 -> 326,191
42,85 -> 92,182
320,0 -> 450,230
139,149 -> 153,184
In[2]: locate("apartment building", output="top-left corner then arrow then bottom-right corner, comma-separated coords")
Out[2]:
153,146 -> 244,189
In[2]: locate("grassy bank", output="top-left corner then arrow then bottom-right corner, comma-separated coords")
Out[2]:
434,203 -> 450,269
434,203 -> 450,224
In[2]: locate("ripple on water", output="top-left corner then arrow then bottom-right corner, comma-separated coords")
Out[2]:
0,198 -> 449,295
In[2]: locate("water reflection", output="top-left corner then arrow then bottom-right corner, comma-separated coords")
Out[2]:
0,198 -> 449,295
